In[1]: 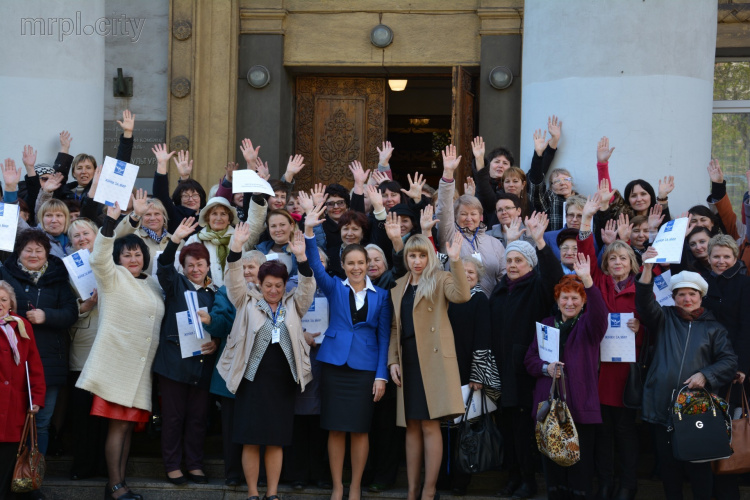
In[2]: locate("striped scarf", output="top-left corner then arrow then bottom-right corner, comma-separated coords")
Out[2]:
142,226 -> 168,243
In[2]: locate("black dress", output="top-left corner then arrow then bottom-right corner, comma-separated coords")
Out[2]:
320,290 -> 377,433
400,284 -> 430,420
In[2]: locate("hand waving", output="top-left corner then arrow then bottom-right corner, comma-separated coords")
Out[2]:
401,172 -> 426,203
132,188 -> 150,217
707,159 -> 724,184
172,216 -> 199,243
22,145 -> 37,171
533,129 -> 548,157
172,150 -> 193,180
596,136 -> 615,163
471,136 -> 485,160
445,231 -> 463,262
117,110 -> 135,138
2,159 -> 21,192
232,221 -> 251,251
573,253 -> 593,287
59,130 -> 73,154
240,138 -> 260,165
441,144 -> 461,178
377,141 -> 394,166
548,115 -> 562,148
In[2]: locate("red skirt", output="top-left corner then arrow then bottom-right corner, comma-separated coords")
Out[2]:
91,395 -> 150,423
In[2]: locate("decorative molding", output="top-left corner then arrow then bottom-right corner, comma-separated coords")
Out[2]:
239,7 -> 287,34
718,4 -> 750,23
476,7 -> 523,35
172,19 -> 192,40
171,135 -> 189,152
170,78 -> 191,98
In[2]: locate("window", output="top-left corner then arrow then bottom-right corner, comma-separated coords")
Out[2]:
711,60 -> 750,222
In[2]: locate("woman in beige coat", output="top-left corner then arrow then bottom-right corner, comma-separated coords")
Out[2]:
388,232 -> 470,500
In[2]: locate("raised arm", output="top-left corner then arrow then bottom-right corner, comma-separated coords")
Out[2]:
303,203 -> 338,296
442,232 -> 471,304
436,144 -> 460,251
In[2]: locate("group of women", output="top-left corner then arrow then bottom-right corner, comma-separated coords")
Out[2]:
0,112 -> 748,500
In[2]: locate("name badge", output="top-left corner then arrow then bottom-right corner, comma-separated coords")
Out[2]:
471,252 -> 483,264
272,326 -> 280,344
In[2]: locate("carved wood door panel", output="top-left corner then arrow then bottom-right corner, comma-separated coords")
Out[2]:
452,66 -> 477,192
295,77 -> 386,191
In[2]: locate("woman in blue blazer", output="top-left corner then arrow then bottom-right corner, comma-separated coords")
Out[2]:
304,203 -> 392,500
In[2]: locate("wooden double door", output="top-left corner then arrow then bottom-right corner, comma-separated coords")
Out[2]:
293,68 -> 477,192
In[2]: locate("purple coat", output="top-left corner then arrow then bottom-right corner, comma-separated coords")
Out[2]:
525,285 -> 608,424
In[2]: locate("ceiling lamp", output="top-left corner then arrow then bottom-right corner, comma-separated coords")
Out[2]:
388,79 -> 408,91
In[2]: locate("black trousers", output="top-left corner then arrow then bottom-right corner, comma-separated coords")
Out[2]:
68,371 -> 107,478
542,423 -> 596,500
364,386 -> 403,486
220,397 -> 244,481
653,424 -> 713,500
595,405 -> 638,490
284,414 -> 330,484
438,426 -> 472,491
0,441 -> 19,499
498,406 -> 537,485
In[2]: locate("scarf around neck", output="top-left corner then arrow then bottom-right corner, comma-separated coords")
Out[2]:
675,306 -> 705,322
142,226 -> 168,243
18,259 -> 48,285
197,227 -> 231,272
0,315 -> 29,365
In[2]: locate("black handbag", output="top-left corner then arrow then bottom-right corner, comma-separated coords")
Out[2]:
455,388 -> 503,474
623,326 -> 650,409
669,386 -> 733,463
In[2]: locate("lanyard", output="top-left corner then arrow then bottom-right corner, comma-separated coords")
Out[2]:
458,225 -> 479,251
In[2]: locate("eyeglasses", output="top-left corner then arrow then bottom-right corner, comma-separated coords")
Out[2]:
552,177 -> 573,186
559,245 -> 578,253
326,200 -> 346,208
565,213 -> 583,220
496,207 -> 519,214
181,193 -> 201,201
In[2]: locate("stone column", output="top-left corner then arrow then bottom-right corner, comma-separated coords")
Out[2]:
0,1 -> 105,181
520,0 -> 718,213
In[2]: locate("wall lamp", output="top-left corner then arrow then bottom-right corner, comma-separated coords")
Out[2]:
488,66 -> 513,90
370,24 -> 394,48
247,65 -> 271,88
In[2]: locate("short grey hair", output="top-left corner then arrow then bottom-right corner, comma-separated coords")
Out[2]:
453,194 -> 483,220
241,250 -> 267,266
365,244 -> 389,270
461,256 -> 485,281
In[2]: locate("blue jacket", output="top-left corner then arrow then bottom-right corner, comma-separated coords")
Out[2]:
203,286 -> 236,398
304,236 -> 391,380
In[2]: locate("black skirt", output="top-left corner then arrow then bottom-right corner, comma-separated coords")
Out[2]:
233,343 -> 297,446
320,362 -> 376,433
401,335 -> 431,420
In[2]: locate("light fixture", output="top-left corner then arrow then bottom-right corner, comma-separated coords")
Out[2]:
409,118 -> 430,126
370,24 -> 394,48
388,79 -> 408,91
247,65 -> 271,88
488,66 -> 513,90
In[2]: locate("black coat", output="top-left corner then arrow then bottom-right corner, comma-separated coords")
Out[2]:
635,278 -> 737,427
489,244 -> 564,408
152,240 -> 216,388
448,290 -> 491,385
701,261 -> 750,375
0,254 -> 78,386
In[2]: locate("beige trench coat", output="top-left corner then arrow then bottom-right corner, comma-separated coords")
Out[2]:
388,260 -> 471,427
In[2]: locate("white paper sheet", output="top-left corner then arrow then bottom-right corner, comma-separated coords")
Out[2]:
653,270 -> 675,307
536,323 -> 560,363
301,297 -> 329,344
176,308 -> 211,358
93,156 -> 139,209
232,169 -> 275,196
600,313 -> 636,362
452,385 -> 498,424
184,291 -> 205,339
644,218 -> 689,264
0,203 -> 20,252
63,249 -> 97,298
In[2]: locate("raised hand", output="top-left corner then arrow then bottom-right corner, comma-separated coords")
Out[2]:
597,178 -> 614,210
224,161 -> 239,182
107,201 -> 122,221
600,219 -> 618,246
253,157 -> 270,180
617,213 -> 633,241
288,230 -> 307,260
707,159 -> 724,184
548,115 -> 562,148
284,154 -> 306,182
583,193 -> 602,219
504,216 -> 527,243
59,130 -> 73,154
658,175 -> 675,199
371,170 -> 390,186
366,184 -> 384,212
171,216 -> 199,243
117,110 -> 135,138
525,211 -> 549,244
41,172 -> 64,194
2,159 -> 21,192
304,202 -> 327,235
377,141 -> 394,166
385,211 -> 402,242
463,176 -> 476,197
400,172 -> 426,203
445,231 -> 463,262
310,183 -> 327,207
533,129 -> 549,157
152,143 -> 176,175
172,150 -> 193,181
297,190 -> 316,214
420,204 -> 439,234
441,144 -> 461,179
22,145 -> 37,172
240,138 -> 260,166
348,160 -> 371,193
573,253 -> 593,287
232,221 -> 251,251
132,188 -> 150,217
471,136 -> 485,160
597,136 -> 615,163
648,203 -> 665,230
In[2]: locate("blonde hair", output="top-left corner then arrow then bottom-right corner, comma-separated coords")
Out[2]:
37,198 -> 70,234
403,234 -> 441,302
708,234 -> 739,259
453,194 -> 483,220
67,218 -> 98,241
0,280 -> 18,313
143,198 -> 169,231
601,240 -> 639,277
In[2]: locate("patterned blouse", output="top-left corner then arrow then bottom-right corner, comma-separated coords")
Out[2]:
243,300 -> 298,383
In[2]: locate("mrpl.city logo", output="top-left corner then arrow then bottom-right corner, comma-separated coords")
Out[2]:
21,12 -> 145,42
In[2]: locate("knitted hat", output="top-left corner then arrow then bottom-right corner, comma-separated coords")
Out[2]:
198,197 -> 238,227
505,240 -> 537,267
669,271 -> 709,297
34,163 -> 55,176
